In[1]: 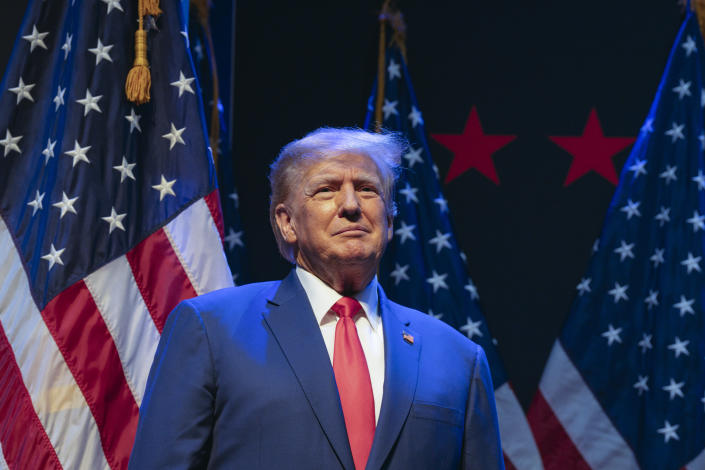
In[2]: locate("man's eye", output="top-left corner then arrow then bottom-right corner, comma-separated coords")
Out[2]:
317,187 -> 333,193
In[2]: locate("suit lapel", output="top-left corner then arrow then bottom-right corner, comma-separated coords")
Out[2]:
262,270 -> 355,470
365,289 -> 420,470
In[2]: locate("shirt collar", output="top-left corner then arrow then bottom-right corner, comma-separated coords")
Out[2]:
295,265 -> 381,331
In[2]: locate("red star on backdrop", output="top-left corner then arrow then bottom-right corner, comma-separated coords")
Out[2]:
431,106 -> 516,185
550,108 -> 636,186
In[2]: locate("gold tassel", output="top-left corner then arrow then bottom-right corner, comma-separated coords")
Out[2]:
125,28 -> 151,104
143,0 -> 162,17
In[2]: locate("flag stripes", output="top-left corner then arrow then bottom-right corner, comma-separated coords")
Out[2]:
494,383 -> 544,469
0,193 -> 232,468
529,342 -> 639,469
0,325 -> 62,470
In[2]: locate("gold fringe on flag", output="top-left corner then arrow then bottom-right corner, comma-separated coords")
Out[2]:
374,0 -> 407,132
143,0 -> 162,17
693,0 -> 705,42
125,0 -> 157,104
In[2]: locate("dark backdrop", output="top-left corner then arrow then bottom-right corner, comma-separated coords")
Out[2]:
0,1 -> 684,408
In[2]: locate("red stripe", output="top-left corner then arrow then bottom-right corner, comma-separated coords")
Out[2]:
41,281 -> 138,470
503,452 -> 517,470
0,324 -> 62,470
527,390 -> 591,470
126,228 -> 198,333
204,189 -> 225,243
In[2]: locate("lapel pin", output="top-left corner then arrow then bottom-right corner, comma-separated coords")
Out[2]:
402,332 -> 414,345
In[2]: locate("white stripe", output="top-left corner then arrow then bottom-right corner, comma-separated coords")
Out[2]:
0,441 -> 8,470
686,447 -> 705,469
84,255 -> 161,407
495,382 -> 544,470
164,197 -> 234,295
539,341 -> 639,470
0,217 -> 109,470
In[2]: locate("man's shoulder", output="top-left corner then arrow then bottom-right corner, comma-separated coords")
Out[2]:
180,280 -> 282,318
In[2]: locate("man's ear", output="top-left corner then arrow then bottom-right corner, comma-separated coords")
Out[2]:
274,203 -> 297,244
386,214 -> 394,242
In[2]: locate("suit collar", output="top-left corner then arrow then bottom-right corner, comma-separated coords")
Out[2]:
263,270 -> 355,470
365,287 -> 420,470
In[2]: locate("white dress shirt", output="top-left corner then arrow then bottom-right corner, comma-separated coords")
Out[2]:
296,266 -> 385,423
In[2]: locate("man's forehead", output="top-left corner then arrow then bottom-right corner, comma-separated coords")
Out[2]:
304,152 -> 381,179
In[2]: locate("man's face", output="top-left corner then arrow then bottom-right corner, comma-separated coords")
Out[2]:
279,153 -> 393,276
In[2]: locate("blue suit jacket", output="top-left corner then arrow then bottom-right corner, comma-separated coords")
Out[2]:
128,270 -> 504,469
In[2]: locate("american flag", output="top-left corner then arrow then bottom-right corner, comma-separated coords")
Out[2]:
0,0 -> 232,468
187,1 -> 248,284
527,12 -> 705,470
363,26 -> 544,470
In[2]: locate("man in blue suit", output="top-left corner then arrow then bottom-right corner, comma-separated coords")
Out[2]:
128,128 -> 504,469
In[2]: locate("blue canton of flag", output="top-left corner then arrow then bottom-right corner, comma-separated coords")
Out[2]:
363,25 -> 543,470
528,12 -> 705,470
186,0 -> 248,284
0,0 -> 232,468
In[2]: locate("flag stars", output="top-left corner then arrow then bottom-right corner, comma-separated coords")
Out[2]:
403,146 -> 423,168
408,106 -> 424,128
76,89 -> 102,116
680,252 -> 701,274
101,0 -> 124,14
64,140 -> 91,166
425,270 -> 448,293
27,190 -> 44,215
633,375 -> 649,396
601,324 -> 623,346
682,35 -> 697,56
693,170 -> 705,190
667,337 -> 690,358
162,123 -> 186,150
387,58 -> 401,79
41,244 -> 65,271
152,175 -> 177,200
465,280 -> 479,300
686,210 -> 705,232
88,38 -> 113,65
42,138 -> 56,164
659,165 -> 677,183
390,263 -> 410,285
52,192 -> 78,218
650,248 -> 665,267
640,119 -> 653,134
657,421 -> 679,443
702,88 -> 705,107
228,191 -> 239,208
0,130 -> 22,156
9,77 -> 35,104
672,79 -> 692,99
427,310 -> 443,320
428,230 -> 452,253
224,228 -> 244,250
613,240 -> 635,262
673,295 -> 695,317
576,277 -> 591,295
398,182 -> 419,204
628,158 -> 647,177
608,282 -> 629,303
638,333 -> 653,353
433,194 -> 448,213
382,99 -> 398,120
53,86 -> 65,111
620,199 -> 641,219
101,207 -> 126,233
460,318 -> 483,340
22,25 -> 49,52
644,290 -> 659,310
662,379 -> 685,400
665,122 -> 685,142
170,71 -> 196,97
125,108 -> 142,133
654,207 -> 670,227
113,156 -> 136,182
394,221 -> 416,243
61,33 -> 72,59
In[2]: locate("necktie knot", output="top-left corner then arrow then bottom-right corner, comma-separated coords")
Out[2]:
330,296 -> 362,319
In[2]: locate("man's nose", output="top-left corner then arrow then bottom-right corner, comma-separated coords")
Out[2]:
338,184 -> 361,218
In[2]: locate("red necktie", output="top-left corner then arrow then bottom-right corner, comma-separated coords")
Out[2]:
331,297 -> 375,470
